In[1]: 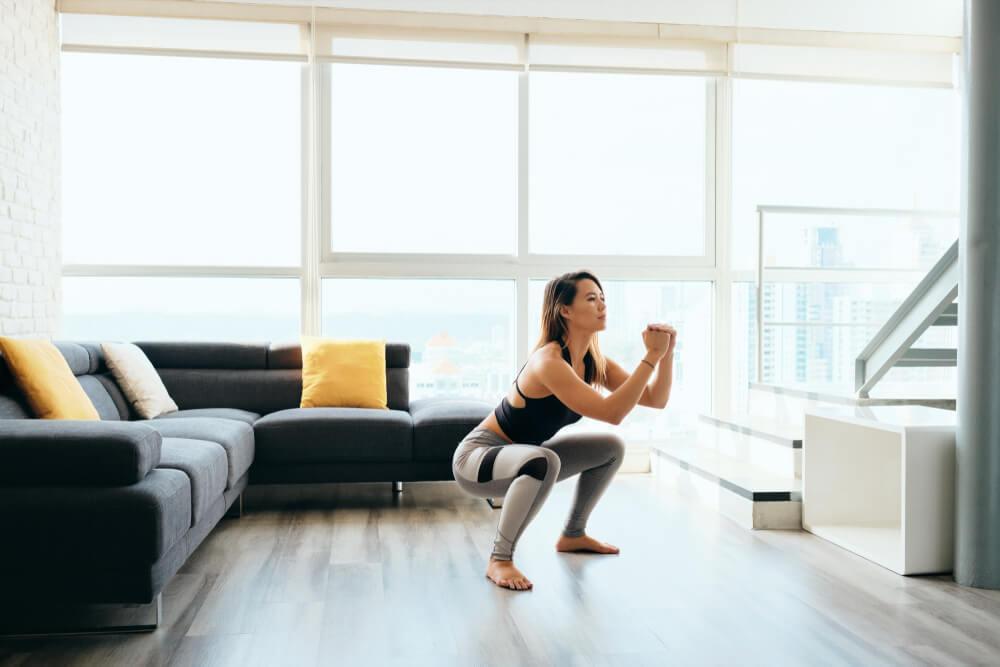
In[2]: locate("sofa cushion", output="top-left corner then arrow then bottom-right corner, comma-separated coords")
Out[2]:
0,395 -> 29,419
254,407 -> 412,463
77,375 -> 126,421
0,337 -> 99,420
410,398 -> 493,460
136,341 -> 269,370
155,408 -> 259,425
140,418 -> 254,490
53,341 -> 94,375
157,438 -> 228,526
155,369 -> 300,417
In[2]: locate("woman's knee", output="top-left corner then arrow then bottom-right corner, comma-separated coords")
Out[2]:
603,433 -> 626,463
518,449 -> 560,481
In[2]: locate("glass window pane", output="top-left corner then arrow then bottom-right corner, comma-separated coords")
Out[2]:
765,282 -> 916,326
62,53 -> 302,266
60,277 -> 300,341
329,64 -> 518,254
732,80 -> 960,270
529,72 -> 707,256
321,279 -> 514,401
749,281 -> 958,391
760,322 -> 956,394
529,279 -> 712,441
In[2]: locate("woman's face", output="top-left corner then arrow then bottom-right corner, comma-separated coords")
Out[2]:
561,278 -> 607,332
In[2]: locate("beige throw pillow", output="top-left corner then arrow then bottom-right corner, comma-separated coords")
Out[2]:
101,342 -> 179,419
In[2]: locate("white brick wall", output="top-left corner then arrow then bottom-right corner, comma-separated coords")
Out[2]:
0,0 -> 60,337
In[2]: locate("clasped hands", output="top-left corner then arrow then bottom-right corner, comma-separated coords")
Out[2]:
642,323 -> 677,361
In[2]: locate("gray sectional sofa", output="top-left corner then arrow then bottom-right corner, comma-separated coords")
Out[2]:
0,340 -> 491,633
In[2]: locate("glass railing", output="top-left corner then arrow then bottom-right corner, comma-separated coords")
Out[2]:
753,205 -> 958,392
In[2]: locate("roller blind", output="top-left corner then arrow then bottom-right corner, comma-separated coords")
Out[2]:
58,11 -> 958,85
528,34 -> 727,73
59,13 -> 306,57
729,43 -> 955,86
317,25 -> 523,65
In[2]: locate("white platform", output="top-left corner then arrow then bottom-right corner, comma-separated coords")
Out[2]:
802,405 -> 956,575
749,383 -> 955,429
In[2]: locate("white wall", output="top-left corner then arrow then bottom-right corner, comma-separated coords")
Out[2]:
0,0 -> 61,336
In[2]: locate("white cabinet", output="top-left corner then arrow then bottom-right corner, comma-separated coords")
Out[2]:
803,405 -> 955,575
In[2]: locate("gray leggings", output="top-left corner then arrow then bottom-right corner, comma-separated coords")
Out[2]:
452,428 -> 626,561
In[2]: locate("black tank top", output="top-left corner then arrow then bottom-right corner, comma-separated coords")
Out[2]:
493,344 -> 594,445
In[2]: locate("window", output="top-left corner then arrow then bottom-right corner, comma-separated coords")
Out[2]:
529,72 -> 708,256
61,277 -> 300,341
57,16 -> 968,447
62,52 -> 302,266
732,79 -> 960,270
321,279 -> 515,401
328,64 -> 518,254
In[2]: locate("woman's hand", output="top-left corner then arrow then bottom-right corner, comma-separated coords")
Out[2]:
642,325 -> 671,360
644,324 -> 677,360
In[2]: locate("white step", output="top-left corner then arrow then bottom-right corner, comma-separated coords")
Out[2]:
699,413 -> 802,448
696,414 -> 801,479
650,440 -> 801,530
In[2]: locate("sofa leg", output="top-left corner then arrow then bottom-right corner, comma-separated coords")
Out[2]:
392,481 -> 403,493
225,493 -> 244,518
0,593 -> 161,637
487,497 -> 503,509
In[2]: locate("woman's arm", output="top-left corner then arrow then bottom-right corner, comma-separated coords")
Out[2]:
603,325 -> 676,409
603,355 -> 672,409
535,328 -> 670,425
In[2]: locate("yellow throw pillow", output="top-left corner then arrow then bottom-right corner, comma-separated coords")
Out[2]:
0,337 -> 100,420
300,337 -> 388,410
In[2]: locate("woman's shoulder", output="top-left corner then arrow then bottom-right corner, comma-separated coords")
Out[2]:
533,341 -> 564,362
527,342 -> 571,378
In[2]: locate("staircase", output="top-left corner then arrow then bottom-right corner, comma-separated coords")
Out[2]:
650,383 -> 803,530
652,242 -> 959,531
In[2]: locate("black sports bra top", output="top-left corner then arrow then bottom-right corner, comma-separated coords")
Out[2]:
494,344 -> 594,445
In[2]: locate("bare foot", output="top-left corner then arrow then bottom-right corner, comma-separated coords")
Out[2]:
555,534 -> 620,554
485,557 -> 533,591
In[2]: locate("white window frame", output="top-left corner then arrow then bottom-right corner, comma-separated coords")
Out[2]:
317,57 -> 718,267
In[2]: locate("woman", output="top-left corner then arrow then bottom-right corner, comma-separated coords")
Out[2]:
452,270 -> 676,591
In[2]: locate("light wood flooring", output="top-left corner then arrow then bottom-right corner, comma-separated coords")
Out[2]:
2,473 -> 1000,666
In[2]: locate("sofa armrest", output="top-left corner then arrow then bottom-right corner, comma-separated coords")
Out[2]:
0,420 -> 162,486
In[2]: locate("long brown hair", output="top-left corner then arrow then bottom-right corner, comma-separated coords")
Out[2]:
534,270 -> 607,387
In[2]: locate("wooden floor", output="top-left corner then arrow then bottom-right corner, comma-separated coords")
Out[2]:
3,473 -> 1000,666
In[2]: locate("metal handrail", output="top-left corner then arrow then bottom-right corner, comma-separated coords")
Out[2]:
854,241 -> 958,396
755,204 -> 958,383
